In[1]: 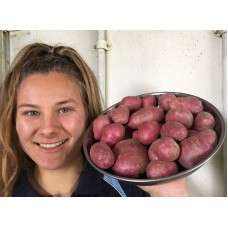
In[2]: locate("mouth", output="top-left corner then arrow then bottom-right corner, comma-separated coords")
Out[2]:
36,139 -> 67,149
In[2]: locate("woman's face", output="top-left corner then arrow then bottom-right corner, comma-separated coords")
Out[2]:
16,72 -> 87,170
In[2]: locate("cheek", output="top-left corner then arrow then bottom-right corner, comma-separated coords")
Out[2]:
16,118 -> 35,141
66,117 -> 86,136
64,112 -> 87,137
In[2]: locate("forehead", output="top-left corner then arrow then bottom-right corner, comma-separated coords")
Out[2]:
17,72 -> 82,103
21,71 -> 78,85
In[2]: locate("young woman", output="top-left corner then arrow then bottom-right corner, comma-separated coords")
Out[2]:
0,42 -> 189,197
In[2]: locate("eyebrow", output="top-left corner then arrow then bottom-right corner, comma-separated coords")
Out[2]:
56,99 -> 77,106
17,99 -> 77,108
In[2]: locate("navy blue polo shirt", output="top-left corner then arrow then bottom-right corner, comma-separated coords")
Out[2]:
12,162 -> 150,197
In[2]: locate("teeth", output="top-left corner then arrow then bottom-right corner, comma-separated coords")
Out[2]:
39,140 -> 65,148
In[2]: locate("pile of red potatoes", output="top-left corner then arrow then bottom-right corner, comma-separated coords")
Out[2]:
90,93 -> 218,179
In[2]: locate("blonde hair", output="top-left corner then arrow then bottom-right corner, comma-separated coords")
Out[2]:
0,43 -> 103,196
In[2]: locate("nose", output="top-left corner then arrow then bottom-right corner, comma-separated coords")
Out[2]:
38,113 -> 60,137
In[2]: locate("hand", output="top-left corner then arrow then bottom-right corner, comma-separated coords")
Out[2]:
138,178 -> 189,197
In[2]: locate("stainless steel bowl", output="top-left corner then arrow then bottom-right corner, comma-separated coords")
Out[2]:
83,92 -> 226,185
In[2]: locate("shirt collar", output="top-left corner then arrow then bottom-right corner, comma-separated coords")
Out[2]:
71,162 -> 103,196
13,162 -> 103,197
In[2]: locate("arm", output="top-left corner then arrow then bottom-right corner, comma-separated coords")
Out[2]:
138,178 -> 189,197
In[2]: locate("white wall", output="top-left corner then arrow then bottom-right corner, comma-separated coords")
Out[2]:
8,30 -> 226,196
9,30 -> 98,76
106,31 -> 223,109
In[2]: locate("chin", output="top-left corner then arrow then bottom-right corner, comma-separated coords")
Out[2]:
37,159 -> 66,170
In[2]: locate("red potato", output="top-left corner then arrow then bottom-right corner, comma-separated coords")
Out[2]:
194,111 -> 215,131
177,96 -> 203,114
119,96 -> 142,112
142,95 -> 157,107
178,129 -> 218,169
90,142 -> 115,169
132,121 -> 161,145
92,115 -> 112,140
107,104 -> 130,124
148,137 -> 180,162
111,138 -> 149,178
90,92 -> 220,180
160,121 -> 188,141
165,107 -> 194,129
146,160 -> 178,179
158,93 -> 179,111
128,106 -> 164,129
197,129 -> 218,148
100,123 -> 125,147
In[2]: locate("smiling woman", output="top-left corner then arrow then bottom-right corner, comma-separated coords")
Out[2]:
16,72 -> 87,174
0,42 -> 189,197
16,75 -> 86,196
0,43 -> 103,196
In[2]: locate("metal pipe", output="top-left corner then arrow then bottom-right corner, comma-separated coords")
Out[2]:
96,30 -> 112,108
97,30 -> 106,108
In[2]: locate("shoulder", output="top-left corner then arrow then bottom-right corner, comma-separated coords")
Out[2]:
12,169 -> 41,197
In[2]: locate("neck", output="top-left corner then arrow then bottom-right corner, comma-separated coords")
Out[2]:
31,154 -> 85,197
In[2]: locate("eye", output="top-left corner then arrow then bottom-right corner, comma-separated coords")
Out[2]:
26,111 -> 40,116
59,107 -> 70,114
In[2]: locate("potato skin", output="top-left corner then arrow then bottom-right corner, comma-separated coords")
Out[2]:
178,129 -> 218,168
100,123 -> 125,147
128,106 -> 164,129
107,104 -> 130,124
158,93 -> 179,111
177,96 -> 203,114
178,137 -> 203,169
194,111 -> 215,131
119,96 -> 142,112
111,139 -> 149,178
148,137 -> 180,161
160,121 -> 188,141
132,121 -> 161,145
197,129 -> 218,148
165,107 -> 194,129
146,160 -> 178,179
92,115 -> 112,140
142,95 -> 157,107
90,142 -> 115,169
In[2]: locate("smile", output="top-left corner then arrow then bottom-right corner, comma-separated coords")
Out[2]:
38,140 -> 67,148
